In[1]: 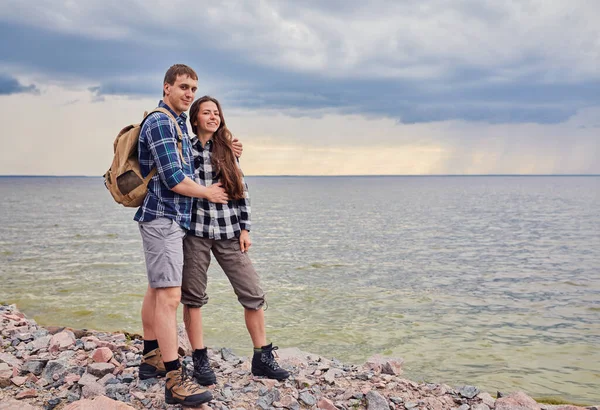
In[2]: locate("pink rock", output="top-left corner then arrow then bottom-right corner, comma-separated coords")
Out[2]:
48,330 -> 76,352
10,376 -> 28,386
63,396 -> 136,409
0,398 -> 38,410
382,358 -> 404,375
259,378 -> 279,389
279,395 -> 300,408
15,388 -> 38,399
495,392 -> 541,410
91,347 -> 113,363
95,340 -> 116,351
0,363 -> 12,388
64,373 -> 81,385
81,382 -> 106,399
549,407 -> 588,410
317,398 -> 337,410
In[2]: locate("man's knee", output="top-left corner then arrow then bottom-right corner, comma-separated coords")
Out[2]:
155,287 -> 182,310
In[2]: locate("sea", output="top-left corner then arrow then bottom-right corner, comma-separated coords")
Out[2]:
0,175 -> 598,403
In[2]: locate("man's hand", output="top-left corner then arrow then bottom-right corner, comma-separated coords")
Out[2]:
205,182 -> 229,204
239,230 -> 252,252
232,138 -> 243,158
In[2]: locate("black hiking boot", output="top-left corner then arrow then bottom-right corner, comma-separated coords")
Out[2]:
251,343 -> 290,380
192,347 -> 217,386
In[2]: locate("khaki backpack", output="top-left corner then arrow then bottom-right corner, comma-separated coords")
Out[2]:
104,107 -> 187,207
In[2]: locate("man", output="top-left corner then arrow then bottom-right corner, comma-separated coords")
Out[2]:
134,64 -> 229,406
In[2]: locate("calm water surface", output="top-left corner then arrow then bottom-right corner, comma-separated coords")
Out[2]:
0,176 -> 599,403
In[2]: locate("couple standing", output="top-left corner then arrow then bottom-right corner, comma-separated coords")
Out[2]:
134,64 -> 288,406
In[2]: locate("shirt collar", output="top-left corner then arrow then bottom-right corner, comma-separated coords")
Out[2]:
191,136 -> 212,149
158,100 -> 187,121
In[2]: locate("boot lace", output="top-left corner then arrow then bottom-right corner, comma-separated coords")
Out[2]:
261,345 -> 281,370
176,365 -> 205,394
194,353 -> 212,373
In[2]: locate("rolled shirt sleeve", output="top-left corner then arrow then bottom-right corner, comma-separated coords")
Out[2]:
238,175 -> 251,232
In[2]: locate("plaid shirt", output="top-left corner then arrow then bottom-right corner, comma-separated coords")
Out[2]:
188,137 -> 251,240
134,101 -> 194,229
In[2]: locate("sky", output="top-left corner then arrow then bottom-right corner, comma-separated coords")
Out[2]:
0,0 -> 598,175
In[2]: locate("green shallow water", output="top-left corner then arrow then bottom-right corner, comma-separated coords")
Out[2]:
1,176 -> 599,403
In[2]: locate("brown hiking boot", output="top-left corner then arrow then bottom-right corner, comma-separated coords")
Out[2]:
139,348 -> 167,380
165,366 -> 213,406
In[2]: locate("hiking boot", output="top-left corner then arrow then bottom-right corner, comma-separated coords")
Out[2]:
251,343 -> 290,380
139,348 -> 167,380
192,347 -> 217,386
165,365 -> 213,406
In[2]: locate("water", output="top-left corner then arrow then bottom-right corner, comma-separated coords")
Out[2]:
0,176 -> 599,403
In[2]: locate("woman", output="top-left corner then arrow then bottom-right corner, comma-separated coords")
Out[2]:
180,96 -> 289,385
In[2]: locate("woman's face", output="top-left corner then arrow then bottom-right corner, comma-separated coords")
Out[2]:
195,101 -> 221,135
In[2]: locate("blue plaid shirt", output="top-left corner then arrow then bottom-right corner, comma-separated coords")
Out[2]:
134,101 -> 194,229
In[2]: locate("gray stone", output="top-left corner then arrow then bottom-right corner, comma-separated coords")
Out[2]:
366,390 -> 390,410
78,372 -> 99,386
81,381 -> 107,398
457,405 -> 470,410
472,404 -> 490,410
21,359 -> 46,376
42,357 -> 69,381
299,391 -> 317,406
221,347 -> 238,362
459,385 -> 480,399
106,383 -> 131,399
405,402 -> 419,409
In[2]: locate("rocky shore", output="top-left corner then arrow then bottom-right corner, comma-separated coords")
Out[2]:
0,304 -> 597,410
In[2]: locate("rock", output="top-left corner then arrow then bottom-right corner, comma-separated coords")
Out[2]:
318,397 -> 337,410
299,391 -> 317,406
87,362 -> 115,378
456,405 -> 470,410
15,388 -> 38,399
91,347 -> 113,363
177,323 -> 192,356
382,358 -> 404,376
472,404 -> 491,410
459,385 -> 480,399
495,391 -> 542,410
0,362 -> 12,387
81,381 -> 106,398
366,390 -> 389,410
221,347 -> 238,362
49,330 -> 76,352
10,375 -> 28,386
42,357 -> 69,381
0,398 -> 38,410
21,359 -> 46,375
0,352 -> 23,368
77,372 -> 99,386
63,395 -> 136,409
477,392 -> 496,408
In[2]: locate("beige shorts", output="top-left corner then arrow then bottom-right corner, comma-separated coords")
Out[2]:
181,235 -> 265,310
138,217 -> 186,289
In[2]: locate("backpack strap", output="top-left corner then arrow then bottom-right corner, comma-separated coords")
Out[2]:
146,107 -> 189,165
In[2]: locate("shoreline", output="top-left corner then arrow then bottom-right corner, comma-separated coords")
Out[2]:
1,304 -> 597,410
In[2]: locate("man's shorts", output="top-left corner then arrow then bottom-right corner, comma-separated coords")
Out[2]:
138,217 -> 186,288
181,235 -> 265,310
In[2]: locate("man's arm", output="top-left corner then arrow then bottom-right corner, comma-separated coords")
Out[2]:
145,114 -> 228,203
232,138 -> 243,158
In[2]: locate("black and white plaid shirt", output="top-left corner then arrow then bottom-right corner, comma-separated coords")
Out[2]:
188,137 -> 251,240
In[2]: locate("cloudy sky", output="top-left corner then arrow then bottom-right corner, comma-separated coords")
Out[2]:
0,0 -> 598,175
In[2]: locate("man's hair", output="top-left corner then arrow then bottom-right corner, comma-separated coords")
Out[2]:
163,64 -> 198,96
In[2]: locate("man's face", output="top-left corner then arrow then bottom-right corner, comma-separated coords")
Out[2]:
163,75 -> 198,115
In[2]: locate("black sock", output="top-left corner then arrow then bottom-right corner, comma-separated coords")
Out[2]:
143,339 -> 159,355
164,359 -> 180,373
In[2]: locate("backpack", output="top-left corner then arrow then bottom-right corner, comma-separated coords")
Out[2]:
104,107 -> 187,207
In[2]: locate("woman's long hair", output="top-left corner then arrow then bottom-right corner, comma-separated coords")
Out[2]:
190,96 -> 245,200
